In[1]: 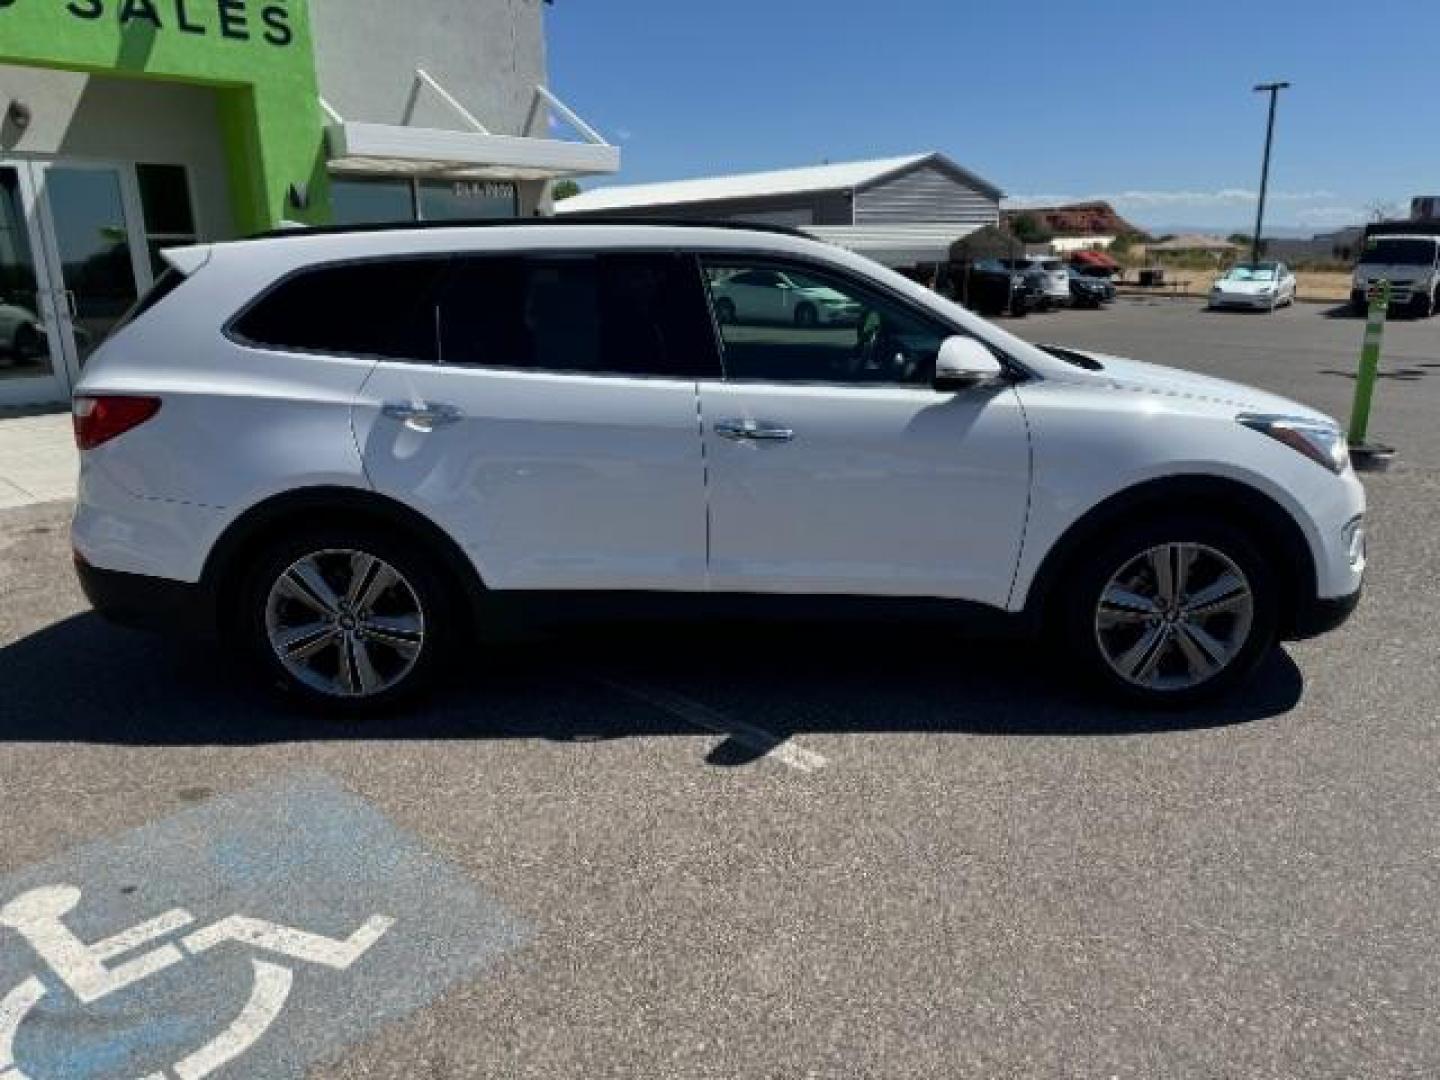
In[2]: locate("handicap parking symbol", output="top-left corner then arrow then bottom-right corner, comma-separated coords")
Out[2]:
0,772 -> 529,1079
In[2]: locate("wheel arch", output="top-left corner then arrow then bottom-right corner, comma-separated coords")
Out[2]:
202,486 -> 486,636
1019,474 -> 1318,638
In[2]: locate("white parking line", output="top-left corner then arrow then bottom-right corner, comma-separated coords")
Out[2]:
599,678 -> 827,773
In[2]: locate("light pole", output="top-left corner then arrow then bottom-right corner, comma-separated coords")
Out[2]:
1250,81 -> 1290,264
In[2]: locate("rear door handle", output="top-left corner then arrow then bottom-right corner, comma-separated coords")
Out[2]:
382,400 -> 464,427
715,419 -> 795,443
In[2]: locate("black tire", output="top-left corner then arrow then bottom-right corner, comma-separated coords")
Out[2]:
794,302 -> 818,328
714,298 -> 736,325
237,524 -> 458,713
1057,514 -> 1279,708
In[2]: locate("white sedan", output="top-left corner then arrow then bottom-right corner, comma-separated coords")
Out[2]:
1208,262 -> 1297,311
708,267 -> 863,327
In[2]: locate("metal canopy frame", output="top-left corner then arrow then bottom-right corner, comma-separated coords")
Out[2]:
320,75 -> 619,180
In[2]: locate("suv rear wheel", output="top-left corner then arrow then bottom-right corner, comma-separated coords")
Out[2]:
239,525 -> 454,711
1060,516 -> 1279,706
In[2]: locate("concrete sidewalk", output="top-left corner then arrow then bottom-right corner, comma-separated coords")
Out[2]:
0,409 -> 77,510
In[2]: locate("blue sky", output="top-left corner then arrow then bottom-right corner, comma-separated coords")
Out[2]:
547,0 -> 1436,234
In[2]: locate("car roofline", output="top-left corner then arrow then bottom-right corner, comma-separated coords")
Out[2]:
248,217 -> 813,242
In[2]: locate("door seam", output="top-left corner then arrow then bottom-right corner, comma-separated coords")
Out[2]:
696,379 -> 713,590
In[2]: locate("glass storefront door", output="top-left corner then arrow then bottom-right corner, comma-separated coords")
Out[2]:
0,165 -> 68,406
0,159 -> 151,407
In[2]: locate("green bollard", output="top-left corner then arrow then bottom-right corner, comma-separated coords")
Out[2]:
1346,280 -> 1396,470
1348,279 -> 1388,447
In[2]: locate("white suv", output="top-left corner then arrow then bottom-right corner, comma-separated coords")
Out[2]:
72,222 -> 1366,710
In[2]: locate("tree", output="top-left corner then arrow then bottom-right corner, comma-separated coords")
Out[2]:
552,179 -> 582,201
1008,212 -> 1053,244
1110,232 -> 1138,256
1366,199 -> 1403,224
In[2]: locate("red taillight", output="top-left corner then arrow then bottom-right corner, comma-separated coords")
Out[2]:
72,396 -> 162,451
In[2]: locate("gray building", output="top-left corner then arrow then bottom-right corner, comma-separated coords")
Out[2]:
558,153 -> 1004,267
0,0 -> 618,408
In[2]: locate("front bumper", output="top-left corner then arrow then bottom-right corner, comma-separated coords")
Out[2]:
1210,292 -> 1277,309
1288,585 -> 1362,640
74,555 -> 215,638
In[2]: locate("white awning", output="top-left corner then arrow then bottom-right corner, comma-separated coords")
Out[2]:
806,223 -> 984,266
326,123 -> 620,180
322,78 -> 620,181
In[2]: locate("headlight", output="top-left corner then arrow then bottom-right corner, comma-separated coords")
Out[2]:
1238,414 -> 1350,474
1342,515 -> 1366,568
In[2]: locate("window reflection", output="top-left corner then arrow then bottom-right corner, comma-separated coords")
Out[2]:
703,261 -> 945,386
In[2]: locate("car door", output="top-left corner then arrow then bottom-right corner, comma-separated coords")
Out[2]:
696,256 -> 1032,605
354,251 -> 720,592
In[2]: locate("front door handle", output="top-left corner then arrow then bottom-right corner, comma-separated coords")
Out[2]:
382,400 -> 464,428
715,419 -> 795,443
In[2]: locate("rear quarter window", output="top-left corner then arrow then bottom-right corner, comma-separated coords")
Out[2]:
230,257 -> 448,362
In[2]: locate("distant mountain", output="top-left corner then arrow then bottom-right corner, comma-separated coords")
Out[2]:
1002,201 -> 1149,240
1143,223 -> 1320,240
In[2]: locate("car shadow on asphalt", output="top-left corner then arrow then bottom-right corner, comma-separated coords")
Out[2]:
0,614 -> 1304,754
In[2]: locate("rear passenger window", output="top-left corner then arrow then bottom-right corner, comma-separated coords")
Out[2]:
437,253 -> 719,378
232,258 -> 447,362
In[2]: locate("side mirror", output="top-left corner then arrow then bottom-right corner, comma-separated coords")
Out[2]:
935,335 -> 1003,391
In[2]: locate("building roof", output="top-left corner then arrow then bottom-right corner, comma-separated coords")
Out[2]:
557,152 -> 1003,213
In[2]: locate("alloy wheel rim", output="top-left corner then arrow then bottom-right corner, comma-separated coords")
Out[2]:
265,549 -> 425,699
1094,542 -> 1254,692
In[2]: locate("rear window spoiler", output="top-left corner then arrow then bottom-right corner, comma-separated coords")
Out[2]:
161,244 -> 213,277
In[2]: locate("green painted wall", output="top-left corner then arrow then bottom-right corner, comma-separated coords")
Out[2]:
0,0 -> 330,233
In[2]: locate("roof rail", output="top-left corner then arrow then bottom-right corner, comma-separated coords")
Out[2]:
247,217 -> 813,242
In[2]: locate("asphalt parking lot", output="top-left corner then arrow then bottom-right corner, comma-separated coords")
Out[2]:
1,297 -> 1437,1078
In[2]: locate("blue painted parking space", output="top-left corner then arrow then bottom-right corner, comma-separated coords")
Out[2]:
0,771 -> 529,1079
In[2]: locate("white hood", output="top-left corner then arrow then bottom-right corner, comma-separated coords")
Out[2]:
1213,278 -> 1276,295
1354,262 -> 1434,282
1055,349 -> 1337,424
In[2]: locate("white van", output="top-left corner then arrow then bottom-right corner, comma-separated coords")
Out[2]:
1351,235 -> 1440,316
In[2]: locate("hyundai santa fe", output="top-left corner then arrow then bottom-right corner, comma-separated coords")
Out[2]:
71,221 -> 1366,711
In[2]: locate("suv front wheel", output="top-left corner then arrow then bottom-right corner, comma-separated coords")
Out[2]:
239,526 -> 453,710
1060,517 -> 1279,706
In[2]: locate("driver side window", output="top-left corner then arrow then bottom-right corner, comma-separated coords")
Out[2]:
701,259 -> 946,387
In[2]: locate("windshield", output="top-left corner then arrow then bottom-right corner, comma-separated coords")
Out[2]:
1224,264 -> 1277,282
1362,238 -> 1438,266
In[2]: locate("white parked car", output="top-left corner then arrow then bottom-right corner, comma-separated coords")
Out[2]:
1000,257 -> 1071,309
1208,262 -> 1297,311
72,222 -> 1365,712
708,266 -> 863,327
